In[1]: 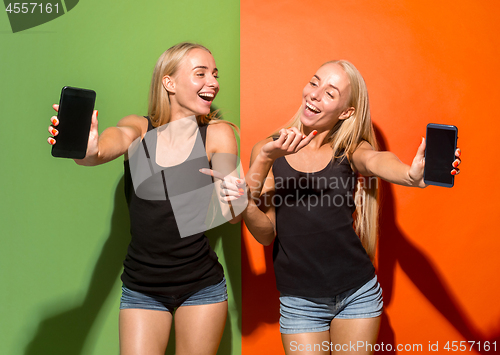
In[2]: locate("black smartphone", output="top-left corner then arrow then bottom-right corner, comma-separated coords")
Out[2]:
51,86 -> 96,159
424,123 -> 458,188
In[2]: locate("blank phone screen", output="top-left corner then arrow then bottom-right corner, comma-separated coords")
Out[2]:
424,125 -> 457,186
52,87 -> 95,159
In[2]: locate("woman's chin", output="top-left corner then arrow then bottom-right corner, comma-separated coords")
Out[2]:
300,115 -> 317,128
195,103 -> 212,116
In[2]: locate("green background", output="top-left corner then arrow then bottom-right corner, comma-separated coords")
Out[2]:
0,1 -> 241,354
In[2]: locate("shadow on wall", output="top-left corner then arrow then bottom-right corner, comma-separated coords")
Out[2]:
24,176 -> 130,355
374,124 -> 500,355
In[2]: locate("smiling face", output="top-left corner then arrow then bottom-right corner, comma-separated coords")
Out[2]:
301,63 -> 355,131
163,48 -> 219,119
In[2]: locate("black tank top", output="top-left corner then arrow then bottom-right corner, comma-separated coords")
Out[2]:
121,118 -> 224,296
272,155 -> 375,298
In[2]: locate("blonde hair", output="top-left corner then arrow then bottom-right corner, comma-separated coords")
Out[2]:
148,42 -> 234,130
273,60 -> 379,259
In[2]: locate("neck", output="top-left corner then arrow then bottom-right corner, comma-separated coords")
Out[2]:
158,115 -> 198,143
302,126 -> 333,150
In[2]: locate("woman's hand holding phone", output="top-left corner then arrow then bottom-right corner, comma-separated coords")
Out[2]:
407,136 -> 462,188
47,103 -> 100,165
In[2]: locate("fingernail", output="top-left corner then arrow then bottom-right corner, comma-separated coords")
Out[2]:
51,128 -> 58,136
238,188 -> 244,194
302,135 -> 306,139
457,149 -> 461,156
236,179 -> 242,184
451,170 -> 457,176
48,137 -> 56,145
313,130 -> 318,136
51,117 -> 58,125
96,110 -> 99,118
453,161 -> 458,168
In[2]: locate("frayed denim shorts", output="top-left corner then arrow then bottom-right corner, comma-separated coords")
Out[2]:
279,275 -> 383,334
120,277 -> 227,313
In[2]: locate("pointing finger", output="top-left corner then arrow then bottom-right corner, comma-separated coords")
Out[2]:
296,130 -> 317,150
199,168 -> 226,181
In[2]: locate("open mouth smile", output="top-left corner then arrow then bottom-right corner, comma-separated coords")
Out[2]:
305,102 -> 321,114
198,92 -> 215,102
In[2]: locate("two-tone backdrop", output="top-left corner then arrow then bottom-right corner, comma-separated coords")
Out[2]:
1,1 -> 499,354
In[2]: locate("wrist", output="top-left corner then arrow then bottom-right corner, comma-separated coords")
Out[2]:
406,167 -> 414,186
406,166 -> 425,188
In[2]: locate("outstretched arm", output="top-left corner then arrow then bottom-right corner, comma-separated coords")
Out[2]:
351,138 -> 461,187
48,104 -> 146,166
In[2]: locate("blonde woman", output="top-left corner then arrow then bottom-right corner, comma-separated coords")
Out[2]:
47,42 -> 239,355
236,61 -> 461,354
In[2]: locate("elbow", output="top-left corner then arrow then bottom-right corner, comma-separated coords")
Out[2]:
227,214 -> 242,224
255,233 -> 275,246
363,154 -> 377,177
261,239 -> 273,247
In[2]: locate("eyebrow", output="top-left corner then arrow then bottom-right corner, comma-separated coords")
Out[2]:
313,75 -> 341,96
193,65 -> 218,72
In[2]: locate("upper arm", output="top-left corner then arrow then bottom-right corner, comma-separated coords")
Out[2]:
250,138 -> 275,194
97,115 -> 147,163
116,115 -> 148,145
351,141 -> 378,176
250,137 -> 277,229
206,121 -> 238,156
206,121 -> 239,178
259,169 -> 277,232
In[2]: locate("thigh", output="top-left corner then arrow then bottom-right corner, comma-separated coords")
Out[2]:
329,317 -> 381,355
279,294 -> 333,335
174,300 -> 228,355
119,308 -> 173,355
282,331 -> 331,355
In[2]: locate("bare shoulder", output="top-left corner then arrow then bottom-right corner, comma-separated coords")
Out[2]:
206,120 -> 236,137
206,121 -> 238,154
352,140 -> 374,156
117,114 -> 149,137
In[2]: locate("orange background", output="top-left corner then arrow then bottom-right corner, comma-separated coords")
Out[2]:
241,0 -> 500,353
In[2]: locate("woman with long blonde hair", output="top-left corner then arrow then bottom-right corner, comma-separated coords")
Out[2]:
47,42 -> 239,355
234,60 -> 461,354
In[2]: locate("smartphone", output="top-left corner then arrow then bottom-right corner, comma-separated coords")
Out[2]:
51,86 -> 96,159
424,123 -> 458,188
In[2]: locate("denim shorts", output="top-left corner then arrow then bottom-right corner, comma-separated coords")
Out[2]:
279,275 -> 383,334
120,277 -> 228,313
